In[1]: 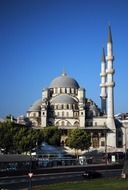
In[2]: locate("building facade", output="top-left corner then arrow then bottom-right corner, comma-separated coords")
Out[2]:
26,27 -> 126,153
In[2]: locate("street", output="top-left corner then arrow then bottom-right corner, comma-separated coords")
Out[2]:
0,169 -> 122,189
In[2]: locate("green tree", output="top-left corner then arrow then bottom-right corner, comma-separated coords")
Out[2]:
0,122 -> 61,154
43,126 -> 61,146
14,127 -> 44,153
36,129 -> 44,146
0,122 -> 16,153
67,129 -> 91,158
14,126 -> 29,153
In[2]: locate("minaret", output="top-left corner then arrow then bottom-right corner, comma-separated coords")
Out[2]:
106,26 -> 116,151
106,26 -> 115,123
100,48 -> 107,114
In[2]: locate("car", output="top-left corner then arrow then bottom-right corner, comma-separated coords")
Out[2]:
82,170 -> 102,179
6,167 -> 16,171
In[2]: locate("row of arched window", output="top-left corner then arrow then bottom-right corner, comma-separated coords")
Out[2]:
56,120 -> 79,127
50,88 -> 78,95
51,104 -> 78,110
49,111 -> 79,118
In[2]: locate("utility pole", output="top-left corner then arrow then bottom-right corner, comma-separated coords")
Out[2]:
105,130 -> 108,164
124,126 -> 127,159
28,132 -> 33,190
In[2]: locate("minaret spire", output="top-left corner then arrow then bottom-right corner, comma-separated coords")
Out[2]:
102,47 -> 106,63
100,48 -> 107,114
108,25 -> 113,43
106,26 -> 116,151
106,26 -> 115,120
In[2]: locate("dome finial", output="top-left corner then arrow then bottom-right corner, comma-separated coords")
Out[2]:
62,67 -> 67,76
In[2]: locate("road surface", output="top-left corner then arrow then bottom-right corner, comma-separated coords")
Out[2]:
0,169 -> 122,189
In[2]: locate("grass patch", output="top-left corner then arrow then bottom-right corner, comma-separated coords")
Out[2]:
33,179 -> 128,190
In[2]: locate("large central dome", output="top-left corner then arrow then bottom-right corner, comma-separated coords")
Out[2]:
51,94 -> 77,104
49,73 -> 79,89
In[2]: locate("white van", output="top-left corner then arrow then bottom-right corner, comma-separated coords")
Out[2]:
79,156 -> 87,165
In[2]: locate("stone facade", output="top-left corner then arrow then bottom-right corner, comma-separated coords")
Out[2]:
27,72 -> 100,129
26,27 -> 127,153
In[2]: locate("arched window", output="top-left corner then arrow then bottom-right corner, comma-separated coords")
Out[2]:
71,88 -> 74,94
67,121 -> 71,126
62,111 -> 64,117
92,133 -> 99,148
60,88 -> 62,93
55,88 -> 57,93
74,121 -> 79,127
67,88 -> 70,93
62,88 -> 65,93
74,112 -> 78,117
75,104 -> 78,109
56,121 -> 59,126
58,104 -> 61,109
61,121 -> 65,126
58,88 -> 61,93
64,104 -> 67,109
33,112 -> 36,117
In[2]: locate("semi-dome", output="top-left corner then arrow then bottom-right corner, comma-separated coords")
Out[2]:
49,73 -> 79,89
28,99 -> 42,112
51,94 -> 77,104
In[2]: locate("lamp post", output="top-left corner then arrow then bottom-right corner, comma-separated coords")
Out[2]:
28,172 -> 33,190
28,132 -> 33,190
123,126 -> 127,159
121,125 -> 128,179
104,129 -> 108,164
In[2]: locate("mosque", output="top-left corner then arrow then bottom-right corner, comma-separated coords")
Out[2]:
26,27 -> 127,153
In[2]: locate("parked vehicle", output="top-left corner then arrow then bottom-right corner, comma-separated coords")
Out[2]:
79,156 -> 87,165
82,170 -> 102,179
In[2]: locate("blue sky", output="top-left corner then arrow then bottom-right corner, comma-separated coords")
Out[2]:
0,0 -> 128,117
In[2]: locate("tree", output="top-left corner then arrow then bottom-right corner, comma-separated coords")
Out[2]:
0,122 -> 16,153
43,126 -> 61,146
14,126 -> 29,153
14,127 -> 44,153
67,129 -> 91,158
0,121 -> 61,154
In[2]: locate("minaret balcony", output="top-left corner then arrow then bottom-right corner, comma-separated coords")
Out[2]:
100,72 -> 106,77
106,55 -> 114,61
100,94 -> 107,98
106,68 -> 115,74
106,82 -> 115,87
100,83 -> 106,87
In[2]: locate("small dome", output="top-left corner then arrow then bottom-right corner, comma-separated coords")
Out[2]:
51,94 -> 77,104
28,99 -> 42,112
49,73 -> 79,89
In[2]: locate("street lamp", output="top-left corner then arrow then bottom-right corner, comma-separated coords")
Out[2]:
28,132 -> 33,190
104,129 -> 108,164
121,125 -> 128,179
28,171 -> 33,190
122,125 -> 127,159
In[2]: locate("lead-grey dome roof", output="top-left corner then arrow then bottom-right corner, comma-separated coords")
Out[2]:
49,73 -> 79,89
28,99 -> 42,112
51,94 -> 77,104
